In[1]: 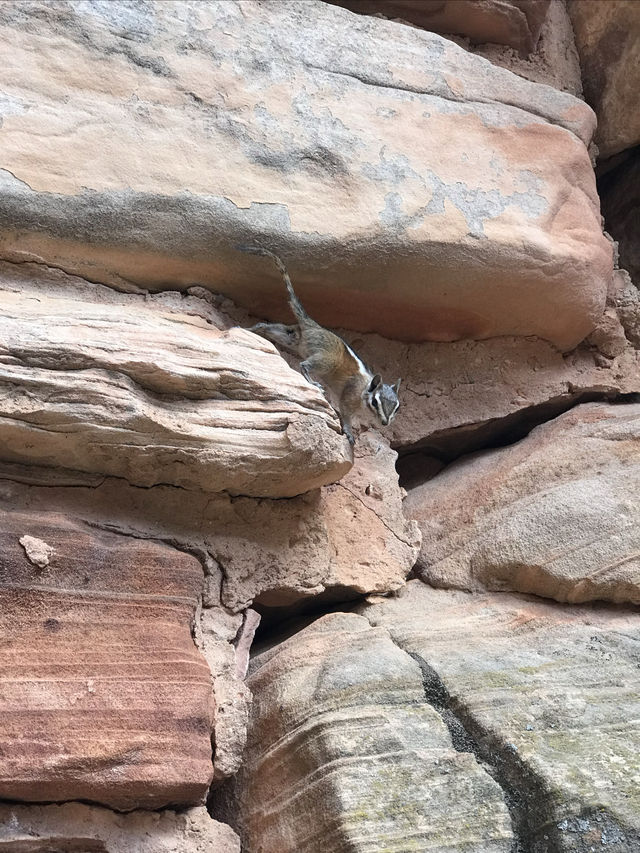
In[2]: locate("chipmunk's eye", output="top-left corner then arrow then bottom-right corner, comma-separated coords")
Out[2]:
371,397 -> 379,410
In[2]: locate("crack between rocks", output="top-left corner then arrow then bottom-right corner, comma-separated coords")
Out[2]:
304,62 -> 586,144
396,388 -> 638,490
0,253 -> 148,295
403,649 -> 533,853
337,480 -> 416,548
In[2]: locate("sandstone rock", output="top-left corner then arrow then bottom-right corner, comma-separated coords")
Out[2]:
403,402 -> 640,605
214,612 -> 513,852
0,0 -> 609,350
0,429 -> 419,614
0,261 -> 351,498
0,803 -> 240,853
329,0 -> 550,53
0,510 -> 214,811
465,0 -> 583,96
364,582 -> 640,851
568,0 -> 640,158
342,327 -> 640,454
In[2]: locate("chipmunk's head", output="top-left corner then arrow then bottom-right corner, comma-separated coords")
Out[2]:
366,375 -> 401,427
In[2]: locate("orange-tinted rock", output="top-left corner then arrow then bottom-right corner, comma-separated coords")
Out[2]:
0,511 -> 214,811
0,1 -> 609,350
0,262 -> 351,498
329,0 -> 550,53
403,403 -> 640,605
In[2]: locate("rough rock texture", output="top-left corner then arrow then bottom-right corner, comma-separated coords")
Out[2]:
464,0 -> 582,96
0,261 -> 351,498
0,0 -> 610,350
341,325 -> 640,454
329,0 -> 551,53
0,510 -> 214,811
364,582 -> 640,852
600,149 -> 640,286
214,612 -> 513,852
0,430 -> 419,614
0,803 -> 240,853
568,0 -> 640,158
404,402 -> 640,604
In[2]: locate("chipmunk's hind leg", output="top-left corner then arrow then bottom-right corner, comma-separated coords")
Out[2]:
299,353 -> 329,391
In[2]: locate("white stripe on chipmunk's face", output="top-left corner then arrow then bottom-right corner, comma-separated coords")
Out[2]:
367,376 -> 401,427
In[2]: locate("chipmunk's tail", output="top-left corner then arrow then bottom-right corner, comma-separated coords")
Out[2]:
237,245 -> 309,324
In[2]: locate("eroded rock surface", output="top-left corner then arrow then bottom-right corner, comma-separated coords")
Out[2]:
0,261 -> 351,498
0,0 -> 609,349
568,0 -> 640,158
214,612 -> 513,852
0,429 -> 418,614
342,327 -> 640,453
404,402 -> 640,604
0,510 -> 214,811
329,0 -> 551,53
364,582 -> 640,852
0,803 -> 240,853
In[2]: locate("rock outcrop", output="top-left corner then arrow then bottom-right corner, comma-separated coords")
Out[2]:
404,402 -> 640,604
0,0 -> 609,350
364,582 -> 640,852
0,803 -> 240,852
215,611 -> 513,852
329,0 -> 551,54
0,510 -> 214,811
0,261 -> 351,498
568,0 -> 640,158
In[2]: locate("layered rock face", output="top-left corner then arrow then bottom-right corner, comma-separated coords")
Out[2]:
0,261 -> 350,498
364,582 -> 640,852
0,0 -> 610,349
1,0 -> 639,851
217,612 -> 513,852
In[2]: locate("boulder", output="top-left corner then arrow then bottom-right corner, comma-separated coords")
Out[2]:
0,511 -> 214,811
0,0 -> 609,350
0,803 -> 240,853
568,0 -> 640,158
0,261 -> 351,498
403,402 -> 640,605
328,0 -> 551,54
364,582 -> 640,851
214,612 -> 513,852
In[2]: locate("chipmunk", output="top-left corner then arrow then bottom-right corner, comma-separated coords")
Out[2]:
239,246 -> 401,445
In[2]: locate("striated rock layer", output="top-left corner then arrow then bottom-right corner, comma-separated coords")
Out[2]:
404,402 -> 640,605
0,0 -> 609,350
364,582 -> 640,852
0,261 -> 351,498
0,510 -> 214,811
0,803 -> 240,853
215,612 -> 513,852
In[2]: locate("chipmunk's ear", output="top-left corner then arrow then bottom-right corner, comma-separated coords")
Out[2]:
392,378 -> 401,392
369,374 -> 382,392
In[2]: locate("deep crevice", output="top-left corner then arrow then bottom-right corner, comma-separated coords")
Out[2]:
396,389 -> 639,490
406,651 -> 530,853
